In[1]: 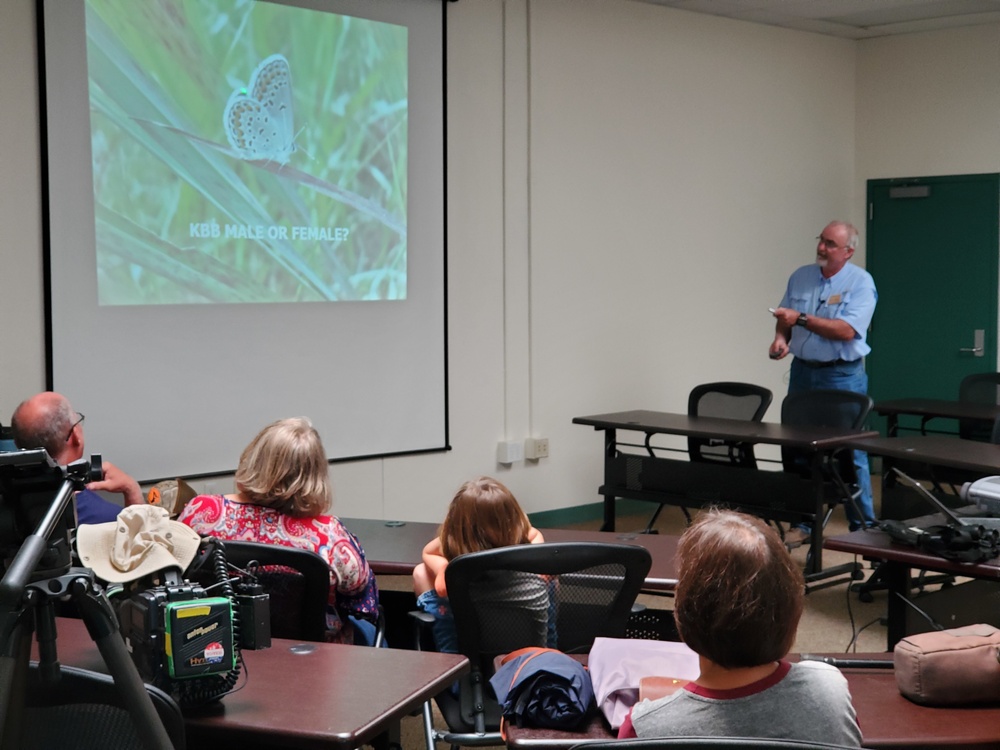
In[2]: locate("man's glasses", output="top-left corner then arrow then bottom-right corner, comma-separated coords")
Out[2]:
65,412 -> 85,442
816,235 -> 845,251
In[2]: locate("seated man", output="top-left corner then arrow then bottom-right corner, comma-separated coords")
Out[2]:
620,509 -> 862,747
10,392 -> 144,524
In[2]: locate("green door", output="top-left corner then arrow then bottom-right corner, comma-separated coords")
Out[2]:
866,173 -> 999,435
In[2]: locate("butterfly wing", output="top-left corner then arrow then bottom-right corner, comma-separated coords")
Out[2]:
248,54 -> 296,163
224,92 -> 266,159
223,54 -> 296,164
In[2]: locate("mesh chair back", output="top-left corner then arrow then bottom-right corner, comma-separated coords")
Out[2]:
958,372 -> 1000,441
21,663 -> 185,750
687,382 -> 772,467
570,738 -> 860,750
442,542 -> 651,734
780,389 -> 873,479
222,540 -> 331,642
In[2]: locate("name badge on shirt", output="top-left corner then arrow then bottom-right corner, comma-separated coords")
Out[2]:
827,293 -> 842,305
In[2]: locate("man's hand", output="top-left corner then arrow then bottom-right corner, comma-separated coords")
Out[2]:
87,460 -> 145,506
771,306 -> 801,329
769,338 -> 790,360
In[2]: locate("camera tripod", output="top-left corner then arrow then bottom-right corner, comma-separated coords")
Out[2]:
0,464 -> 174,750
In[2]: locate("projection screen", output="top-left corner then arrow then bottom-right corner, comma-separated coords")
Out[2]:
39,0 -> 448,480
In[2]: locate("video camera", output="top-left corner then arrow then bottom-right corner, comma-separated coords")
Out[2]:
0,449 -> 101,587
111,537 -> 271,708
0,449 -> 270,708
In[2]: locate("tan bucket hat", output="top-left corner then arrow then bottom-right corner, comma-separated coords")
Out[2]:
76,505 -> 202,583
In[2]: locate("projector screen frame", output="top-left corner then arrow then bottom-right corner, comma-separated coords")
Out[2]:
35,0 -> 452,482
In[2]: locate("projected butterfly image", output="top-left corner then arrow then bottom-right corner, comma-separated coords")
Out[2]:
224,54 -> 297,165
83,0 -> 408,305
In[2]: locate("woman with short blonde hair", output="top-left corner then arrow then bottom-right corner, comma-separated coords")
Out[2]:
179,417 -> 379,645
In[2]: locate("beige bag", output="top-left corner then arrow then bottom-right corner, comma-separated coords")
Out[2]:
894,623 -> 1000,705
146,478 -> 197,518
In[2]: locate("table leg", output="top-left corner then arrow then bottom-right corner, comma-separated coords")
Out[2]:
887,414 -> 899,438
883,561 -> 910,650
601,428 -> 618,532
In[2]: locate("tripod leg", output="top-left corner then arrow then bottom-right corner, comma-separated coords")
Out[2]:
0,598 -> 35,750
72,577 -> 175,750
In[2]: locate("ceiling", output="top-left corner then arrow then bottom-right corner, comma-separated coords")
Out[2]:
638,0 -> 1000,39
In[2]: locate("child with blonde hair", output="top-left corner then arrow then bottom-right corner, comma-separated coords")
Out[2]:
412,476 -> 544,652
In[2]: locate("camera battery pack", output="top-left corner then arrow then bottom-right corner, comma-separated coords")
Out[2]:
164,597 -> 235,679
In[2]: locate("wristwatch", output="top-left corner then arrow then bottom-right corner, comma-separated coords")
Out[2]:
796,313 -> 808,327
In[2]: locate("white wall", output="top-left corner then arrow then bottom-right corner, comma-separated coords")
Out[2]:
2,0 -> 995,524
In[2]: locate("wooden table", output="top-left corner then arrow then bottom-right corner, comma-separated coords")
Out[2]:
573,410 -> 877,581
825,526 -> 1000,649
504,658 -> 1000,749
874,398 -> 1000,437
342,518 -> 681,592
847,435 -> 1000,477
846,435 -> 1000,519
41,617 -> 468,750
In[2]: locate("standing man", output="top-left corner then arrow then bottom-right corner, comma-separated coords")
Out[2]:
10,391 -> 145,524
769,221 -> 878,547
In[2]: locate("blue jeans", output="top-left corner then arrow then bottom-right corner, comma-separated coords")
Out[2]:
415,590 -> 459,654
788,357 -> 876,531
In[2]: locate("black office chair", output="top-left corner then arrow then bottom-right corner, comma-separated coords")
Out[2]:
569,738 -> 860,750
416,542 -> 652,750
956,372 -> 1000,441
18,662 -> 186,750
643,382 -> 772,531
222,540 -> 384,645
778,390 -> 873,573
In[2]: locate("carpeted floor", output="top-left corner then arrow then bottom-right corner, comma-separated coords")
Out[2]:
375,498 -> 918,749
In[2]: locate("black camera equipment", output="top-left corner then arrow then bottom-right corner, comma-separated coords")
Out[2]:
0,450 -> 174,750
110,536 -> 271,708
879,468 -> 1000,563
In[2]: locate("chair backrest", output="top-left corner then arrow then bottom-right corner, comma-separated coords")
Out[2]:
780,389 -> 873,478
21,662 -> 186,750
958,372 -> 1000,441
687,382 -> 773,467
446,542 -> 651,663
570,738 -> 859,750
222,540 -> 331,642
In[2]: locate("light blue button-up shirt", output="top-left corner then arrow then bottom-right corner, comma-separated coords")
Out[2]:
779,262 -> 877,362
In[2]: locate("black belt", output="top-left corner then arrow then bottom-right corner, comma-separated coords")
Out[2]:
797,358 -> 860,369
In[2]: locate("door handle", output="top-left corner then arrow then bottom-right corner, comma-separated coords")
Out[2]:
960,329 -> 985,357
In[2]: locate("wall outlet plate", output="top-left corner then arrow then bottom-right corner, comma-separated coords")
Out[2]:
497,440 -> 524,464
524,437 -> 549,460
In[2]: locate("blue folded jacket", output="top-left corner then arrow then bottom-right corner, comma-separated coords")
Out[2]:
489,647 -> 594,729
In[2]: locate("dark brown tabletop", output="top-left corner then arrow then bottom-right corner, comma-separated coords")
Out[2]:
573,410 -> 878,450
874,398 -> 1000,437
824,526 -> 1000,581
573,410 -> 877,578
846,435 -> 1000,475
875,398 -> 1000,421
41,617 -> 468,750
342,518 -> 680,591
504,658 -> 1000,749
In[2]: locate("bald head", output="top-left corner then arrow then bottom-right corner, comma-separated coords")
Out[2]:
10,392 -> 80,463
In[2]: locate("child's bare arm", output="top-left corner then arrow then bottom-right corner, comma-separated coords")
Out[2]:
528,526 -> 545,544
422,538 -> 450,597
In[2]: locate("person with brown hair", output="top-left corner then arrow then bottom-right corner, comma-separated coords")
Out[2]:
412,476 -> 544,652
178,417 -> 379,645
622,509 -> 862,746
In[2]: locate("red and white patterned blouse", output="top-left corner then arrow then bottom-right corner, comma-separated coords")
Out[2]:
178,494 -> 379,643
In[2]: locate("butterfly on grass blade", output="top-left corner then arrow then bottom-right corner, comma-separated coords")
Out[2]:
223,54 -> 297,165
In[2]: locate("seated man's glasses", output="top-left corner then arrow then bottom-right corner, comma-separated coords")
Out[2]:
65,412 -> 85,442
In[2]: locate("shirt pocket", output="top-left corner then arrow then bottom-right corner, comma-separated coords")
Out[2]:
788,294 -> 810,313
